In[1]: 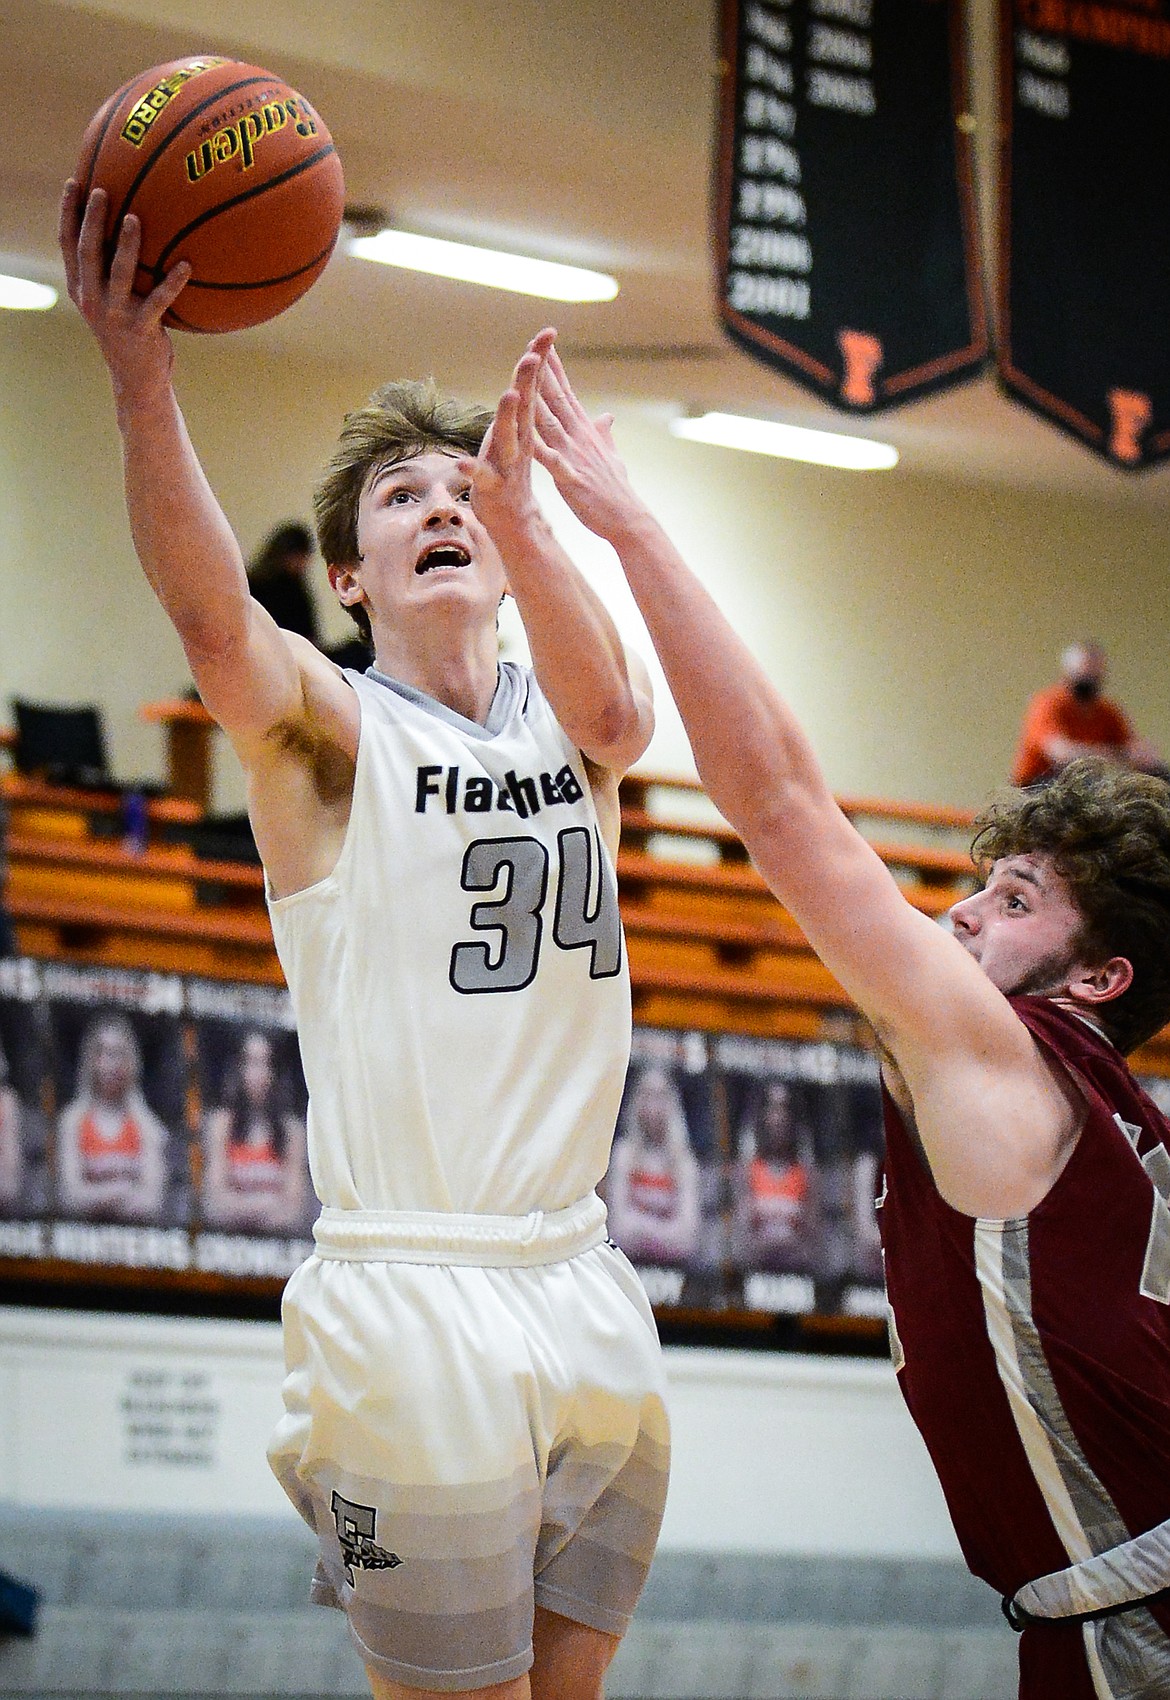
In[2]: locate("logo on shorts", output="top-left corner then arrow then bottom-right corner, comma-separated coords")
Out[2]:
331,1491 -> 403,1584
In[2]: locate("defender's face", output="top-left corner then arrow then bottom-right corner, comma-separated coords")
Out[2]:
949,853 -> 1085,998
349,450 -> 507,631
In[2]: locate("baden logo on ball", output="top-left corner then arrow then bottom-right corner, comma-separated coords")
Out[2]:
76,55 -> 346,333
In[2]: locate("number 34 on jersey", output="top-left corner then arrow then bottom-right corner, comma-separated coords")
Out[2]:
450,827 -> 622,995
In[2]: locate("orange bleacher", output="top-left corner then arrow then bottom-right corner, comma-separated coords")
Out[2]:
6,758 -> 1170,1074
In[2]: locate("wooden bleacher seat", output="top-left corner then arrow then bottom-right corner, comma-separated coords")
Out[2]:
614,773 -> 979,1034
3,777 -> 275,980
4,760 -> 1169,1072
2,772 -> 201,840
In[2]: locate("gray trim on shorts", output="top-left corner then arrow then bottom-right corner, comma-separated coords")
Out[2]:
304,1426 -> 669,1689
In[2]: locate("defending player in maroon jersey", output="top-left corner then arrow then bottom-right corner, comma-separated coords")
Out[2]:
517,339 -> 1170,1700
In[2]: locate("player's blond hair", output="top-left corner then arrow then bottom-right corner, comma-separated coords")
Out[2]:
313,380 -> 493,645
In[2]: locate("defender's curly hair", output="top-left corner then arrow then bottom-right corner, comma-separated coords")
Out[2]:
313,380 -> 493,646
971,757 -> 1170,1053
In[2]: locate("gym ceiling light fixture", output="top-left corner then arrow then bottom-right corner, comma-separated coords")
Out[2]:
670,411 -> 899,471
346,227 -> 619,303
0,275 -> 57,311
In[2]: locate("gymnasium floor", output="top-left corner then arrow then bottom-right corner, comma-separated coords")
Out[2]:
0,1506 -> 1014,1700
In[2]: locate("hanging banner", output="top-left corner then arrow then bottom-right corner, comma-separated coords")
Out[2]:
998,0 -> 1170,466
716,0 -> 987,410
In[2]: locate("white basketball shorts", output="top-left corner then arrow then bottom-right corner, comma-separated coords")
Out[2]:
268,1193 -> 671,1693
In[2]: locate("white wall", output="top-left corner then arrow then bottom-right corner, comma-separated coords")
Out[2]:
0,1307 -> 961,1557
4,305 -> 1170,814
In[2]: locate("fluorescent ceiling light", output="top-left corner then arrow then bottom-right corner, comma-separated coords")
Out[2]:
0,275 -> 57,312
671,411 -> 898,471
347,229 -> 618,303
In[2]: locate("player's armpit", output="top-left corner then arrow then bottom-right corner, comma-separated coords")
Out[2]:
227,647 -> 360,901
582,757 -> 623,864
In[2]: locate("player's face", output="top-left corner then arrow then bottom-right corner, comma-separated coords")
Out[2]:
241,1033 -> 273,1104
92,1024 -> 135,1101
350,450 -> 507,632
635,1069 -> 674,1144
949,853 -> 1086,998
759,1082 -> 796,1157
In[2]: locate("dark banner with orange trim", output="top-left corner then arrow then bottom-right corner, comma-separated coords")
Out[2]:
716,0 -> 987,410
998,0 -> 1170,466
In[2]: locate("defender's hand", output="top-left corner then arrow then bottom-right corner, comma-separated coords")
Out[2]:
531,338 -> 640,539
458,329 -> 555,539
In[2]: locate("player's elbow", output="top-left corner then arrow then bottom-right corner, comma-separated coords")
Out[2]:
581,691 -> 654,772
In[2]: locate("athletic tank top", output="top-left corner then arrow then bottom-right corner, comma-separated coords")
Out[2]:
267,664 -> 631,1215
880,997 -> 1170,1654
79,1109 -> 142,1181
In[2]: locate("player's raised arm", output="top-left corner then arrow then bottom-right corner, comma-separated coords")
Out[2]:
59,182 -> 340,747
531,343 -> 1081,1217
460,331 -> 654,780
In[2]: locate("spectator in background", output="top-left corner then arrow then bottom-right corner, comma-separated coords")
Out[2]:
731,1078 -> 819,1275
245,521 -> 321,646
1013,640 -> 1164,787
246,520 -> 372,673
201,1029 -> 310,1233
607,1064 -> 701,1265
56,1014 -> 168,1222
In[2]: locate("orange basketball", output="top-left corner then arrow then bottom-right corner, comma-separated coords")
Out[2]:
75,55 -> 346,333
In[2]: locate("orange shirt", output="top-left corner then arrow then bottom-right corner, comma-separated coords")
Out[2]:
748,1156 -> 808,1203
78,1110 -> 142,1180
627,1164 -> 679,1218
1012,684 -> 1132,787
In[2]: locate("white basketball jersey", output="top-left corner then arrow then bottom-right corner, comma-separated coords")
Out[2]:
268,664 -> 632,1215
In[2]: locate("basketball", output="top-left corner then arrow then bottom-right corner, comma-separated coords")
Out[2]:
75,55 -> 346,333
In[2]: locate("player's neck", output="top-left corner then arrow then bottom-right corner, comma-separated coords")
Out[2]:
371,621 -> 501,726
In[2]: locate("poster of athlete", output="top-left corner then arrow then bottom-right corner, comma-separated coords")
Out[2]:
716,1032 -> 885,1316
46,967 -> 190,1230
716,0 -> 987,409
998,0 -> 1170,465
0,958 -> 49,1223
191,980 -> 313,1238
605,1027 -> 723,1308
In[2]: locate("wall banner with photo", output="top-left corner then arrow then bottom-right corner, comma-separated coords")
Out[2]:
604,1026 -> 887,1321
0,958 -> 314,1283
1,961 -> 890,1323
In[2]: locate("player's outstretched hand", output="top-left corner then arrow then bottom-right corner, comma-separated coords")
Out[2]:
59,181 -> 190,397
531,337 -> 641,541
458,328 -> 555,540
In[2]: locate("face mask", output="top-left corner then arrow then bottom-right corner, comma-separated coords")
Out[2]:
1071,677 -> 1100,703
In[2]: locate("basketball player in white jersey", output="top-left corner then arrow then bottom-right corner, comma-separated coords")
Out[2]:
61,184 -> 669,1700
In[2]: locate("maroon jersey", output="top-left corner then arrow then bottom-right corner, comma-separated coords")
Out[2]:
880,997 -> 1170,1699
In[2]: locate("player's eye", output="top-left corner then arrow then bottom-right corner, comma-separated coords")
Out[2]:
456,486 -> 472,502
388,489 -> 413,504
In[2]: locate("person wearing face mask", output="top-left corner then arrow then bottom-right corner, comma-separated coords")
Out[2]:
1013,642 -> 1164,788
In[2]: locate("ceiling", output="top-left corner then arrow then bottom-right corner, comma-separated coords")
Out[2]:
6,0 -> 1169,504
